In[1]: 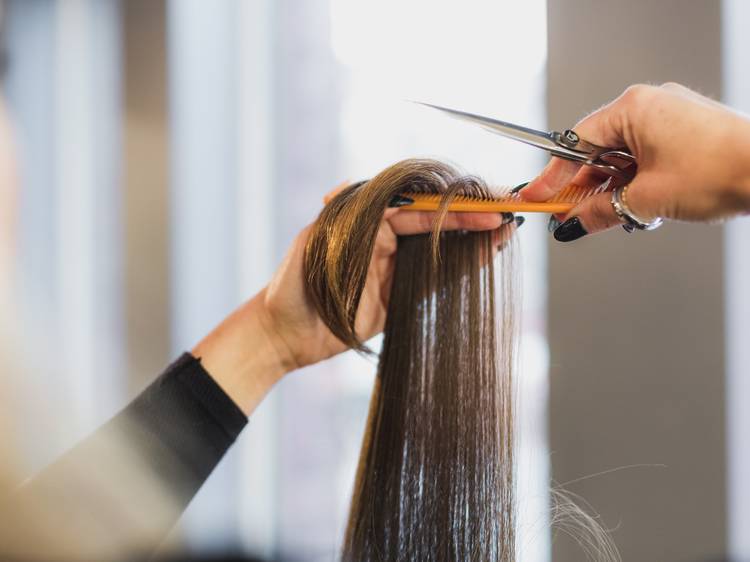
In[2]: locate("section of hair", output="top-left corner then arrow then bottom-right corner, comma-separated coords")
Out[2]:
304,159 -> 517,561
550,488 -> 622,562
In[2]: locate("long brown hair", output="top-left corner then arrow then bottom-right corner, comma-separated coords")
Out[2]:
304,159 -> 517,561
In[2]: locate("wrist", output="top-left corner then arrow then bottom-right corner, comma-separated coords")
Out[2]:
191,292 -> 292,416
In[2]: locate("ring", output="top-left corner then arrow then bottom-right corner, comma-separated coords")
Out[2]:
610,184 -> 663,232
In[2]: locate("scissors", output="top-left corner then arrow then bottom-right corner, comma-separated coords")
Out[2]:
415,102 -> 637,181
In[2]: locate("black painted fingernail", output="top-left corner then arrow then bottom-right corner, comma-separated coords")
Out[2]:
553,216 -> 587,242
547,215 -> 562,233
388,195 -> 414,208
500,212 -> 515,224
510,181 -> 529,194
622,224 -> 635,233
514,216 -> 525,228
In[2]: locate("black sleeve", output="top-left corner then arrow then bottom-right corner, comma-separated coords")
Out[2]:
122,353 -> 248,500
4,353 -> 248,560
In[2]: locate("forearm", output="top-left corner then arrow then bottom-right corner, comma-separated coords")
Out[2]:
191,290 -> 292,416
4,354 -> 247,560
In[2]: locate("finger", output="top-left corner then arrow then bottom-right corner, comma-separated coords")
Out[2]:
492,221 -> 518,248
387,210 -> 505,236
323,180 -> 353,204
482,225 -> 513,264
539,167 -> 619,232
552,191 -> 623,242
522,85 -> 656,205
372,214 -> 398,258
568,166 -> 620,192
568,85 -> 656,151
520,157 -> 583,202
546,148 -> 637,224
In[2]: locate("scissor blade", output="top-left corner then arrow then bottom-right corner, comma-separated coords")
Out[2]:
415,101 -> 562,153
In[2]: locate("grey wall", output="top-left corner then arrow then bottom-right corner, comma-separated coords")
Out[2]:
546,2 -> 726,561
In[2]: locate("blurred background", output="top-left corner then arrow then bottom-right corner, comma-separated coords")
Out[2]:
2,0 -> 749,561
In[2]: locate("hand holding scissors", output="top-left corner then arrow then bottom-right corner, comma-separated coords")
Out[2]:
420,82 -> 750,241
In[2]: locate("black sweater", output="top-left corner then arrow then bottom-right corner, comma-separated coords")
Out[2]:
7,353 -> 248,560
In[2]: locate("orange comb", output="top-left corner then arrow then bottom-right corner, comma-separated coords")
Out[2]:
399,183 -> 604,214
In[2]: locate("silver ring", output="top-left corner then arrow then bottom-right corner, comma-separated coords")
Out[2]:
610,184 -> 663,231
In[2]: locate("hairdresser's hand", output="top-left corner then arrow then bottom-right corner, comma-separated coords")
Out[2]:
259,182 -> 512,372
520,82 -> 750,242
191,183 -> 510,415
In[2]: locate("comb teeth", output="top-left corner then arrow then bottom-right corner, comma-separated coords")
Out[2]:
399,183 -> 601,214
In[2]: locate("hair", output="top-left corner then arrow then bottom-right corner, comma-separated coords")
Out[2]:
304,158 -> 622,562
304,159 -> 517,561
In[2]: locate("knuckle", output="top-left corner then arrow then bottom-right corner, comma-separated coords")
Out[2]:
419,212 -> 434,232
660,81 -> 683,92
584,196 -> 617,232
458,214 -> 484,230
621,84 -> 654,106
459,214 -> 479,229
470,214 -> 500,231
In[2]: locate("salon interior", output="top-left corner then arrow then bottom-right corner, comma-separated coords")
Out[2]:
2,1 -> 749,561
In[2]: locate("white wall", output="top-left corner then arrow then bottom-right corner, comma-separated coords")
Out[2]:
723,0 -> 750,558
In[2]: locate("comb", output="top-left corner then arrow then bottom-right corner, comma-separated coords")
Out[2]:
398,183 -> 604,214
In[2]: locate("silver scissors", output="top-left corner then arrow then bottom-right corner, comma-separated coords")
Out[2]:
416,102 -> 637,181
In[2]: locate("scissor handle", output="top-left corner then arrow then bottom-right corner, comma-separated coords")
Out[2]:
588,150 -> 637,180
553,130 -> 637,179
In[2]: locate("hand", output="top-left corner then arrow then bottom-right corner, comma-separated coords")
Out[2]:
261,183 -> 511,371
520,83 -> 750,242
193,183 -> 512,414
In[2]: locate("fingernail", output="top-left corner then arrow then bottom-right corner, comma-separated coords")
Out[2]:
547,215 -> 562,233
514,216 -> 525,228
388,195 -> 414,208
510,181 -> 529,194
553,217 -> 587,242
500,212 -> 515,224
622,224 -> 635,234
